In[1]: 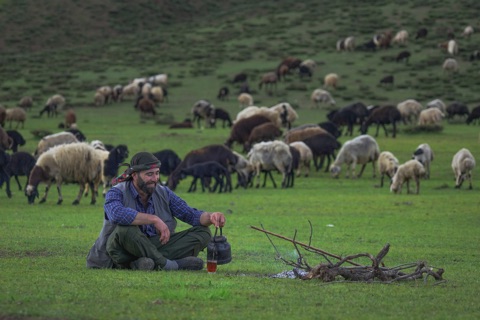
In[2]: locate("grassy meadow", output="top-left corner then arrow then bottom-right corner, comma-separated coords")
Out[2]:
1,0 -> 480,319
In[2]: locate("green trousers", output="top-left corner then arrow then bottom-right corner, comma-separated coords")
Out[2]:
106,225 -> 212,269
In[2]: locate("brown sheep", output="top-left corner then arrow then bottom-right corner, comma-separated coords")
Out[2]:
324,73 -> 339,89
284,125 -> 328,144
225,114 -> 272,150
135,96 -> 156,116
258,72 -> 278,91
18,96 -> 33,111
244,122 -> 283,152
64,109 -> 76,129
6,107 -> 27,129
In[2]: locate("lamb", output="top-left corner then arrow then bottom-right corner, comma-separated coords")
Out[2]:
466,105 -> 480,125
392,30 -> 409,45
247,140 -> 293,188
210,108 -> 232,128
390,160 -> 426,194
426,99 -> 447,113
234,106 -> 282,128
446,102 -> 470,121
2,151 -> 36,196
378,151 -> 399,187
18,96 -> 33,111
324,73 -> 339,89
442,58 -> 459,73
462,26 -> 474,38
310,89 -> 336,108
6,130 -> 26,153
25,142 -> 104,205
418,108 -> 444,126
64,109 -> 76,128
330,135 -> 380,179
244,122 -> 283,152
179,161 -> 232,193
289,141 -> 313,177
360,105 -> 402,138
168,144 -> 238,191
269,102 -> 298,129
412,143 -> 434,179
5,107 -> 27,129
397,99 -> 423,124
452,148 -> 476,189
34,131 -> 79,157
301,132 -> 341,172
238,93 -> 254,108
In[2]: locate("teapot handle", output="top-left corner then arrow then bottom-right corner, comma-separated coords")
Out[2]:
213,227 -> 223,240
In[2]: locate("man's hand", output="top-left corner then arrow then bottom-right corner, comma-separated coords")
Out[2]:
209,212 -> 226,228
154,219 -> 171,244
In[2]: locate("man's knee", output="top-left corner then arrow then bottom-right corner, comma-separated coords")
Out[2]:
190,226 -> 212,247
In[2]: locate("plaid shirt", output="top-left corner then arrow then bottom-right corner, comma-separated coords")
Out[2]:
104,183 -> 203,237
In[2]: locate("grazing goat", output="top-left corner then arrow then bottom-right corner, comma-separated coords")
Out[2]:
330,135 -> 380,179
412,143 -> 434,179
302,132 -> 341,172
361,105 -> 402,138
452,148 -> 476,189
2,151 -> 36,197
180,161 -> 231,193
390,160 -> 426,194
270,102 -> 298,129
466,105 -> 480,125
135,96 -> 156,117
25,143 -> 103,205
378,151 -> 399,187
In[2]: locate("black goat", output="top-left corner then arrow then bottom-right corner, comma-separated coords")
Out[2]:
180,161 -> 232,193
6,130 -> 25,153
152,149 -> 182,182
318,121 -> 341,138
446,102 -> 470,121
466,105 -> 480,125
211,108 -> 232,128
104,144 -> 129,187
302,132 -> 342,172
39,103 -> 58,118
361,105 -> 402,138
2,151 -> 36,195
217,86 -> 229,101
415,27 -> 428,39
327,108 -> 357,136
396,50 -> 411,63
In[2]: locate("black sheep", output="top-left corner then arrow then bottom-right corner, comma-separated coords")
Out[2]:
298,65 -> 312,78
415,27 -> 428,39
217,86 -> 229,101
211,108 -> 232,128
379,75 -> 394,86
6,130 -> 26,153
396,50 -> 411,63
0,149 -> 12,198
318,121 -> 341,138
466,105 -> 480,125
180,161 -> 231,193
104,145 -> 129,187
232,73 -> 247,84
152,149 -> 182,182
39,103 -> 58,118
327,108 -> 357,136
361,105 -> 402,138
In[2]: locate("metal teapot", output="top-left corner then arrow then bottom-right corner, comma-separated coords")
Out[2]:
207,227 -> 232,265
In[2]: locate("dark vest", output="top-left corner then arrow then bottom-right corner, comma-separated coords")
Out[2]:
86,181 -> 176,268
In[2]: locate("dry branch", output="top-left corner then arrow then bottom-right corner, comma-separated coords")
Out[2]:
252,224 -> 445,283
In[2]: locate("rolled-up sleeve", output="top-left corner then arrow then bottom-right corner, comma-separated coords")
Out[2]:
104,187 -> 138,225
165,188 -> 203,226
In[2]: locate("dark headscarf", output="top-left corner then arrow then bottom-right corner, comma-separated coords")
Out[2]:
111,152 -> 161,186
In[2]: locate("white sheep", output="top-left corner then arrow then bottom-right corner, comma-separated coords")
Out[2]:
447,39 -> 458,56
392,30 -> 409,45
442,58 -> 458,73
462,25 -> 474,38
269,102 -> 299,129
412,143 -> 434,179
148,73 -> 168,86
25,142 -> 104,205
238,93 -> 254,108
141,82 -> 152,97
34,131 -> 79,157
452,148 -> 476,189
310,88 -> 336,108
418,108 -> 444,126
5,107 -> 27,129
247,140 -> 293,188
120,82 -> 140,100
396,99 -> 423,124
289,141 -> 313,177
150,86 -> 165,103
378,151 -> 399,187
330,134 -> 380,179
336,36 -> 355,51
426,99 -> 447,113
390,159 -> 426,194
300,59 -> 317,70
90,140 -> 107,151
234,106 -> 282,128
95,86 -> 113,105
324,73 -> 339,89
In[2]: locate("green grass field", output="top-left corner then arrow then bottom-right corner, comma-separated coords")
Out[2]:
1,0 -> 480,319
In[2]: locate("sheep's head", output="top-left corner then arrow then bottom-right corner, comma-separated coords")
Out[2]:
25,185 -> 39,204
330,165 -> 341,178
